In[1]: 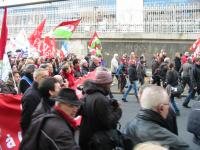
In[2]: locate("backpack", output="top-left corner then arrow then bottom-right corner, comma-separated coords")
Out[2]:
89,129 -> 133,150
19,113 -> 55,150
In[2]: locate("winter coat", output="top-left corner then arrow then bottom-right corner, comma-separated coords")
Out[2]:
128,64 -> 138,83
166,69 -> 179,87
174,57 -> 181,72
179,62 -> 192,78
81,66 -> 89,75
20,108 -> 80,150
19,75 -> 33,94
60,71 -> 75,88
111,57 -> 119,73
190,64 -> 200,91
124,109 -> 191,150
187,102 -> 200,146
79,80 -> 122,150
20,82 -> 41,135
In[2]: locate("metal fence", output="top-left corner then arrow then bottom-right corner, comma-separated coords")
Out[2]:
0,1 -> 200,37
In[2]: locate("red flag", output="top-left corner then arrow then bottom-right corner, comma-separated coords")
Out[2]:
190,38 -> 200,51
0,7 -> 8,60
40,36 -> 57,59
29,19 -> 46,51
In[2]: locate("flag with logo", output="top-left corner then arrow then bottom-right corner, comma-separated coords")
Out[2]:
29,19 -> 46,54
51,19 -> 81,39
190,38 -> 200,51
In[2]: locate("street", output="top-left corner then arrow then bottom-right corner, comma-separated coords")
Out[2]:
112,93 -> 200,150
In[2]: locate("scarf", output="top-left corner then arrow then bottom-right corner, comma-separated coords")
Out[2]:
54,105 -> 77,129
137,109 -> 170,131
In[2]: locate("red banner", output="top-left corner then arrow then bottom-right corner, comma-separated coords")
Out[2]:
0,94 -> 22,150
0,71 -> 96,150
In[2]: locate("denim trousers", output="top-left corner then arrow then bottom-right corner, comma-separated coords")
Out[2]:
123,80 -> 138,99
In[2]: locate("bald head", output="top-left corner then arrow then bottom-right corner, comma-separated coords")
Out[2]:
134,142 -> 168,150
140,85 -> 169,111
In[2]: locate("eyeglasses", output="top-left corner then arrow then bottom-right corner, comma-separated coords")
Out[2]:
162,103 -> 170,106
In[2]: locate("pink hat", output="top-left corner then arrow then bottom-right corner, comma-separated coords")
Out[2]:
93,70 -> 113,84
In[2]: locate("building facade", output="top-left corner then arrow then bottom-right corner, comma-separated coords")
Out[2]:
0,0 -> 199,36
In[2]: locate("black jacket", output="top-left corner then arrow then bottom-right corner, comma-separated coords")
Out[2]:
125,109 -> 190,150
174,57 -> 181,72
128,64 -> 138,83
187,102 -> 200,146
20,82 -> 41,135
79,80 -> 122,150
166,69 -> 179,86
191,64 -> 200,91
20,109 -> 80,150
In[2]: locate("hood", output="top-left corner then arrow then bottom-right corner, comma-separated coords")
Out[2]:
82,79 -> 109,96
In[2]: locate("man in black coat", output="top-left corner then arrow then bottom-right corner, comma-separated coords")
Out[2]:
20,68 -> 49,135
183,57 -> 200,107
79,67 -> 122,150
20,88 -> 81,150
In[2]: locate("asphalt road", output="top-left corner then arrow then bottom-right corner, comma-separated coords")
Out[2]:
112,93 -> 200,150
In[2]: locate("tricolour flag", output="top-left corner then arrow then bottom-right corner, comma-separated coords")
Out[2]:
52,19 -> 81,39
190,38 -> 200,51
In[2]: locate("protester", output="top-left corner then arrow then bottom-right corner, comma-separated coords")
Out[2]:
19,88 -> 81,150
139,84 -> 178,135
181,52 -> 189,64
80,59 -> 89,75
166,62 -> 180,116
183,57 -> 200,108
73,58 -> 82,78
124,85 -> 190,150
187,102 -> 200,146
111,53 -> 119,77
174,52 -> 181,72
60,63 -> 75,88
20,68 -> 49,135
116,55 -> 127,93
53,74 -> 69,88
19,64 -> 36,93
78,67 -> 122,150
32,77 -> 61,119
89,55 -> 100,71
122,59 -> 139,102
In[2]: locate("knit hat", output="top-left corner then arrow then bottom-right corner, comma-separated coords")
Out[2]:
93,68 -> 113,85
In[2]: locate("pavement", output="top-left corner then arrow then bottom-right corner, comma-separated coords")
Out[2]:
112,93 -> 200,150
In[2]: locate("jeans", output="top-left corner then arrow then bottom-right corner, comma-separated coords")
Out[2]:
170,96 -> 180,113
183,89 -> 195,106
122,80 -> 138,99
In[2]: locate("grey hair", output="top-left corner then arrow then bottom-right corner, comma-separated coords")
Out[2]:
33,68 -> 48,80
140,85 -> 169,110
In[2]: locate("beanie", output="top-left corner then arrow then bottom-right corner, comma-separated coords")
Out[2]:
93,70 -> 113,85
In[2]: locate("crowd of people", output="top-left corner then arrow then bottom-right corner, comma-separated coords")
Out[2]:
0,49 -> 200,150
